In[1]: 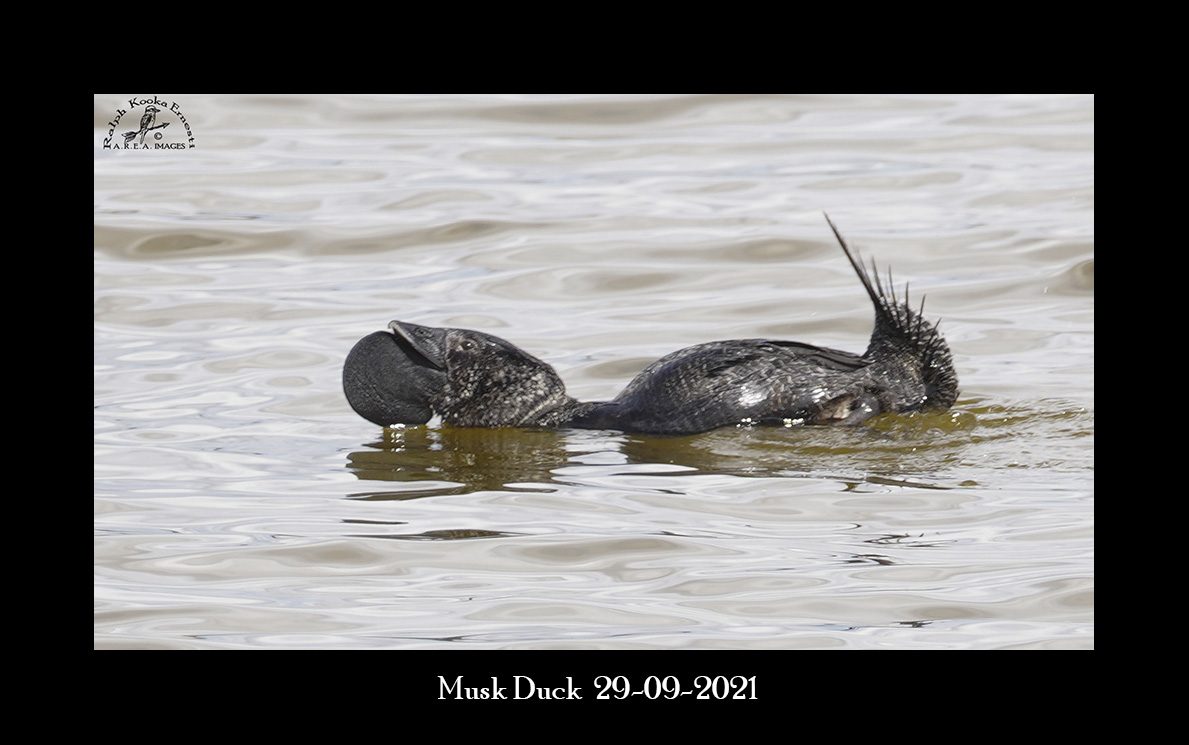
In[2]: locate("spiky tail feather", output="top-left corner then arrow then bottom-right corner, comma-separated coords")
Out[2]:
823,212 -> 928,346
822,212 -> 958,408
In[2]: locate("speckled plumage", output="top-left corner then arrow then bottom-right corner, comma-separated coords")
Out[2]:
417,325 -> 594,428
342,215 -> 958,435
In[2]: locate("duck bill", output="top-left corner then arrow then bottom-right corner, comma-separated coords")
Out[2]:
343,329 -> 446,427
388,321 -> 449,370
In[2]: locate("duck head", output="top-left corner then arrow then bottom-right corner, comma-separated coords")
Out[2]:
344,321 -> 578,428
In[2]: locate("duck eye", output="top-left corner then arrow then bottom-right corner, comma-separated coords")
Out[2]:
460,339 -> 476,350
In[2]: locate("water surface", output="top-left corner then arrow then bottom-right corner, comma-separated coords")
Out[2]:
94,93 -> 1093,649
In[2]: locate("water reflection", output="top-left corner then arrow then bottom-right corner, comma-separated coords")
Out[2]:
345,412 -> 983,498
346,426 -> 580,499
616,423 -> 967,481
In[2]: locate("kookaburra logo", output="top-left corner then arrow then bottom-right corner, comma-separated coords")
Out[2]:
101,96 -> 196,150
123,105 -> 170,145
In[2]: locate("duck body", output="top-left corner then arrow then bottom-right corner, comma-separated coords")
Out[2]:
573,339 -> 897,434
343,215 -> 958,435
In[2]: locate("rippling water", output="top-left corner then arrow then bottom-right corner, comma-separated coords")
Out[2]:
94,94 -> 1093,649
